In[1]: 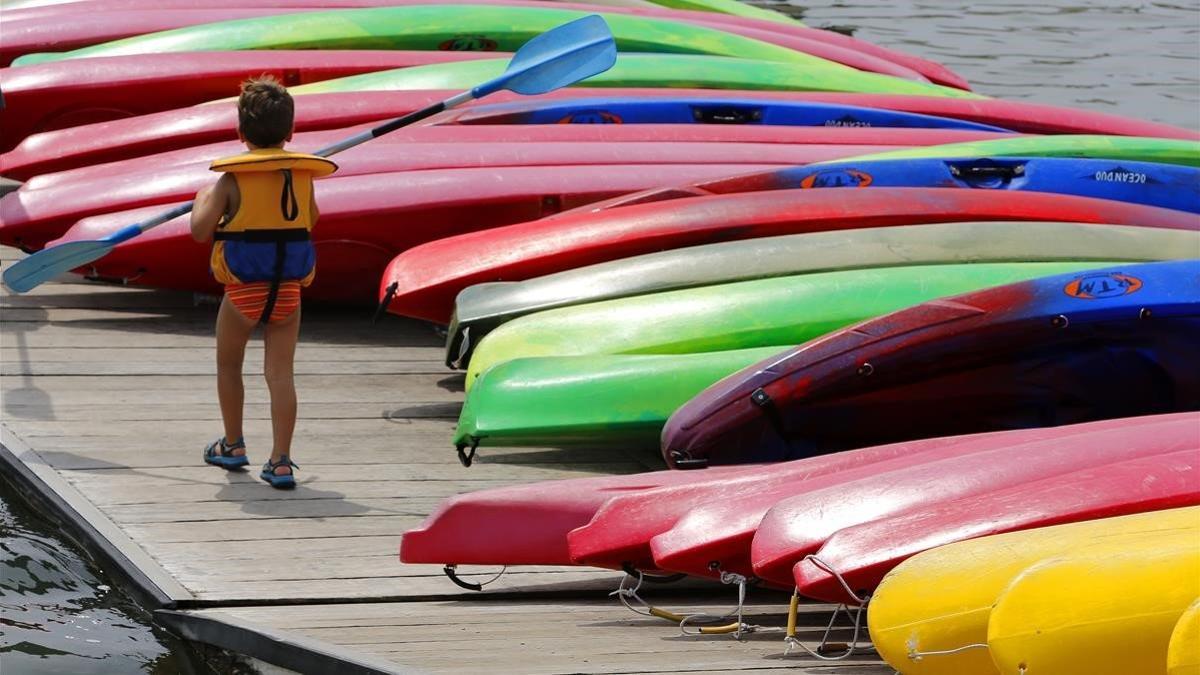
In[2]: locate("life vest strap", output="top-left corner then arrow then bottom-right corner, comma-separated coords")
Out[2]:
213,228 -> 310,242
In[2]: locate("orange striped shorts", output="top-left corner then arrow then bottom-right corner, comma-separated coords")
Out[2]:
225,281 -> 302,324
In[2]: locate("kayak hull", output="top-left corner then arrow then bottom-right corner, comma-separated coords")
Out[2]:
41,164 -> 779,302
661,260 -> 1200,468
380,189 -> 1200,324
795,447 -> 1200,604
446,222 -> 1200,369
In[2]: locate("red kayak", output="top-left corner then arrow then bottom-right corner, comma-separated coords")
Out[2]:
795,440 -> 1200,603
746,413 -> 1200,586
2,0 -> 961,88
8,89 -> 1194,181
41,163 -> 781,302
0,51 -> 493,150
565,431 -> 995,571
2,141 -> 869,249
400,465 -> 751,569
13,121 -> 988,190
379,188 -> 1197,324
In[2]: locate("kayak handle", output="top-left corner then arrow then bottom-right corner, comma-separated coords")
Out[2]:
691,104 -> 763,125
948,159 -> 1028,188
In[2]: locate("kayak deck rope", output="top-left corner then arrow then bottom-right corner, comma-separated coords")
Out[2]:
784,592 -> 871,661
610,570 -> 761,638
442,564 -> 507,591
906,640 -> 990,662
804,554 -> 871,606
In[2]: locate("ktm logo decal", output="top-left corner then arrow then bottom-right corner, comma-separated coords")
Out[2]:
557,111 -> 623,124
799,169 -> 874,189
1063,272 -> 1144,299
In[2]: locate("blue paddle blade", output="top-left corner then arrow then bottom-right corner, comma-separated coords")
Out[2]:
3,240 -> 116,293
473,15 -> 616,98
2,223 -> 144,294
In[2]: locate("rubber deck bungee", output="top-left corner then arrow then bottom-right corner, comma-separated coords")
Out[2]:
39,163 -> 774,301
446,223 -> 1200,369
290,54 -> 983,99
13,5 -> 845,66
9,89 -> 1193,181
462,262 -> 1108,393
380,189 -> 1199,324
795,444 -> 1200,604
661,259 -> 1200,468
867,507 -> 1200,675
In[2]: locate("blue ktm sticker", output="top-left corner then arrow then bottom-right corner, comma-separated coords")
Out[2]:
1063,272 -> 1144,299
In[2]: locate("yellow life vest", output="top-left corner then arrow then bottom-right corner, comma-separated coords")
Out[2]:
208,148 -> 337,288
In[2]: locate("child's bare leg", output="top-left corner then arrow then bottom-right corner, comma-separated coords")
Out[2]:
216,296 -> 254,455
263,306 -> 301,475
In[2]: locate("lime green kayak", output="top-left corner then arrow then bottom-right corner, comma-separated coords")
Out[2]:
835,135 -> 1200,167
650,0 -> 800,24
463,261 -> 1109,392
456,347 -> 784,448
18,5 -> 825,66
291,53 -> 983,99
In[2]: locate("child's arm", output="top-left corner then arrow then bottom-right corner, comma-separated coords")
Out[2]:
190,174 -> 235,242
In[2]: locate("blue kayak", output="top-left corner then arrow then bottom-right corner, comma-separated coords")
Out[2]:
663,258 -> 1200,468
443,96 -> 1014,132
762,157 -> 1200,213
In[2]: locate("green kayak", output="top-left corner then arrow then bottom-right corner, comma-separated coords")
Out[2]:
833,135 -> 1200,167
291,53 -> 982,99
456,347 -> 784,449
650,0 -> 800,24
18,5 -> 825,66
463,261 -> 1110,393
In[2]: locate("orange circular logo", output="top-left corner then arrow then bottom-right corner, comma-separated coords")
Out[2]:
1063,272 -> 1144,299
798,169 -> 874,189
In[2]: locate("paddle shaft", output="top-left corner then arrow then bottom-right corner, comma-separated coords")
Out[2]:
112,91 -> 479,246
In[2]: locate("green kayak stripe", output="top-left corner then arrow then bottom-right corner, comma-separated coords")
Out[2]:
290,54 -> 983,99
823,135 -> 1200,167
17,5 -> 822,66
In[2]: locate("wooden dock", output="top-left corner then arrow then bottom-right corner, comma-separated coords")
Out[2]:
0,246 -> 891,674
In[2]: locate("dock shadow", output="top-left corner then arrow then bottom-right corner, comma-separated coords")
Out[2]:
2,304 -> 56,422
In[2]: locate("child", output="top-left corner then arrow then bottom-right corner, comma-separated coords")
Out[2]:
190,75 -> 337,489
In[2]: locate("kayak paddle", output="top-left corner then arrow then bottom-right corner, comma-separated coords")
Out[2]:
2,14 -> 616,294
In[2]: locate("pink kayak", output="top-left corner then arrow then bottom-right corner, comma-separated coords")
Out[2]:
746,413 -> 1200,586
2,0 -> 962,88
401,465 -> 751,569
8,90 -> 1193,181
565,431 -> 1000,571
1,141 -> 868,250
795,440 -> 1200,603
379,189 -> 1197,324
0,51 -> 493,150
41,163 -> 781,302
13,120 -> 989,190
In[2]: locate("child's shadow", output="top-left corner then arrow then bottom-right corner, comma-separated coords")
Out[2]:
212,472 -> 405,518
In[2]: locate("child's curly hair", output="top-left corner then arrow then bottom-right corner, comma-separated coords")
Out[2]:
238,75 -> 294,147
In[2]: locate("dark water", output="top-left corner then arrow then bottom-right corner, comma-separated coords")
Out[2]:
769,0 -> 1200,131
0,483 -> 201,674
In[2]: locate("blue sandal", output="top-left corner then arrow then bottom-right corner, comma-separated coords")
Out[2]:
260,455 -> 299,489
203,437 -> 248,469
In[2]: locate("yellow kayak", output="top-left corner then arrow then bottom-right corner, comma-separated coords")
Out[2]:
988,540 -> 1200,675
868,507 -> 1200,675
1170,599 -> 1200,675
